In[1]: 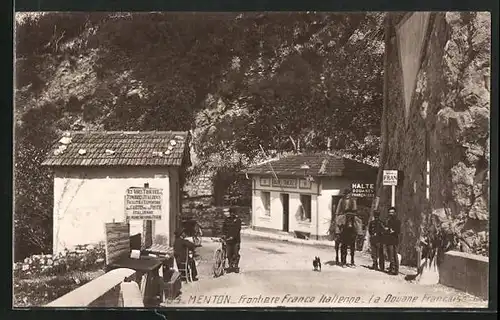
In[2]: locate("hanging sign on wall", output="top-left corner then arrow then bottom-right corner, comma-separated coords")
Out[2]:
125,187 -> 163,220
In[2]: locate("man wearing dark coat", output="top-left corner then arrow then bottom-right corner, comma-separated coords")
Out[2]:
222,207 -> 242,273
384,206 -> 401,275
368,210 -> 386,271
173,229 -> 198,280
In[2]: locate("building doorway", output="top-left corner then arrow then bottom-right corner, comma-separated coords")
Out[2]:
281,193 -> 289,232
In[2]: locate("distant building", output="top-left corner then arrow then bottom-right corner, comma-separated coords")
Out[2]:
245,153 -> 378,240
42,131 -> 191,253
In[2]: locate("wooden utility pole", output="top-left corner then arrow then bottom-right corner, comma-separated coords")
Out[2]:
142,183 -> 153,249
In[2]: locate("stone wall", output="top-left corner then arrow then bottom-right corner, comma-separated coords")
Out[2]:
439,251 -> 489,299
378,12 -> 490,264
181,200 -> 251,237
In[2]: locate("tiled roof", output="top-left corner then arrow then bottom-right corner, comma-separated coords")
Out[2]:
245,153 -> 378,178
41,131 -> 190,167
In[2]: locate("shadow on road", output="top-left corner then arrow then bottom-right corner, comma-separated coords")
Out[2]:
255,247 -> 285,254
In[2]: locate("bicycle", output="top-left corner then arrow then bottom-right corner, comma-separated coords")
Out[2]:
212,237 -> 227,278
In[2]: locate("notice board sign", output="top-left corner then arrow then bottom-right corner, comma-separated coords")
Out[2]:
272,178 -> 298,188
299,178 -> 312,189
351,183 -> 375,198
383,170 -> 398,186
125,187 -> 163,220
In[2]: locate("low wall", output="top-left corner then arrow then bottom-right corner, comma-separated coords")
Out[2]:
45,268 -> 141,307
438,251 -> 489,300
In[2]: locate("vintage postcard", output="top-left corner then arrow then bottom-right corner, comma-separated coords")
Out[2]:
13,11 -> 491,309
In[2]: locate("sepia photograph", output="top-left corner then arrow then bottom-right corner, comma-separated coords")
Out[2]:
13,11 -> 491,309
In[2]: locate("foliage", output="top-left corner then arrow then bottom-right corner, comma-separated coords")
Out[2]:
14,12 -> 385,258
13,243 -> 105,279
13,242 -> 106,306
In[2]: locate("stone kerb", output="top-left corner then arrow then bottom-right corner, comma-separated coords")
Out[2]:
438,250 -> 489,300
45,268 -> 137,307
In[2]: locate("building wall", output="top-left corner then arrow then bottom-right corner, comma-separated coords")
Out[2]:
251,175 -> 319,235
251,175 -> 375,238
380,12 -> 490,263
52,166 -> 179,254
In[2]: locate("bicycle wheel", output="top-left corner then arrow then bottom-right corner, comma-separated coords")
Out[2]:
213,249 -> 225,277
186,261 -> 193,282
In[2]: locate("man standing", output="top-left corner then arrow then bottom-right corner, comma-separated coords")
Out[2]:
368,210 -> 385,271
384,206 -> 401,275
332,188 -> 358,265
222,207 -> 242,273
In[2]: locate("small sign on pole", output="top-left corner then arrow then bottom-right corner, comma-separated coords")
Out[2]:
383,170 -> 398,207
382,170 -> 398,186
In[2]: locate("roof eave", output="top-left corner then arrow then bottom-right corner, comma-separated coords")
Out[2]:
41,163 -> 186,168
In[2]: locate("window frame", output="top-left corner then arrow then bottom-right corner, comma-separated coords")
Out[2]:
299,194 -> 312,222
261,191 -> 271,216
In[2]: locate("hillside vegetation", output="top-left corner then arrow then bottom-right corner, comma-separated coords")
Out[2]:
14,12 -> 385,259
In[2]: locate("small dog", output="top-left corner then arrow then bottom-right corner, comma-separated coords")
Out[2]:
313,256 -> 322,271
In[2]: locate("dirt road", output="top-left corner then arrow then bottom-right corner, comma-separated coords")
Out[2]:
163,235 -> 487,308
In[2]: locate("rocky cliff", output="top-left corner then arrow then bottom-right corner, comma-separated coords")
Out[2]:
377,12 -> 490,264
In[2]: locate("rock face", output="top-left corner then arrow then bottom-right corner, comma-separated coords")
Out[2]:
378,12 -> 490,264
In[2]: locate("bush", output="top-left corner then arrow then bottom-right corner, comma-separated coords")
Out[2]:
13,242 -> 105,279
13,270 -> 105,307
13,242 -> 106,307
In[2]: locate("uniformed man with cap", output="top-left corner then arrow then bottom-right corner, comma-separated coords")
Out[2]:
384,206 -> 401,275
222,207 -> 242,273
368,210 -> 385,271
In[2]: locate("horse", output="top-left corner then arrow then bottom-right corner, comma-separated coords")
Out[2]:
332,213 -> 363,265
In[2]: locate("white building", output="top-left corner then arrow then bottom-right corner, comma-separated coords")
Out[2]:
245,153 -> 377,240
42,131 -> 190,254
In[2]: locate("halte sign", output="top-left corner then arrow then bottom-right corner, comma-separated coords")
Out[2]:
125,187 -> 163,220
383,170 -> 398,186
351,183 -> 375,198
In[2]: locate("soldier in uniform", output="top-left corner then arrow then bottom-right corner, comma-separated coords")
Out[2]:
384,206 -> 401,275
222,207 -> 242,273
368,210 -> 385,271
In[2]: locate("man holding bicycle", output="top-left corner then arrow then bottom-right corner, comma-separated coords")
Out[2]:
222,207 -> 242,273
